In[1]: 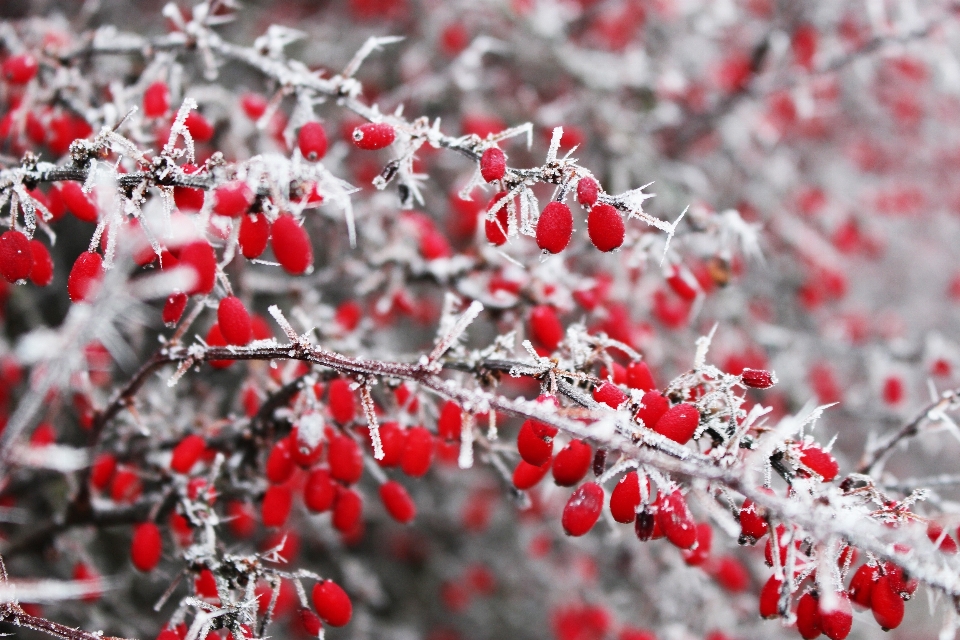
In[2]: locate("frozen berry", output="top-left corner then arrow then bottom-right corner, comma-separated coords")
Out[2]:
271,214 -> 313,275
178,241 -> 217,296
652,403 -> 700,444
742,368 -> 776,389
163,292 -> 188,326
536,201 -> 573,254
59,182 -> 99,223
352,122 -> 396,150
67,252 -> 104,302
626,361 -> 656,391
27,240 -> 53,286
659,489 -> 697,549
593,381 -> 627,409
561,482 -> 604,536
636,391 -> 668,427
480,147 -> 506,182
0,230 -> 33,283
239,212 -> 270,259
312,580 -> 352,627
552,439 -> 592,487
609,470 -> 644,524
217,296 -> 252,346
587,203 -> 625,252
213,181 -> 254,217
298,121 -> 328,161
577,176 -> 599,208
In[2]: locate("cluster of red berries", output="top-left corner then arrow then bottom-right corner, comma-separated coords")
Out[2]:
476,145 -> 627,254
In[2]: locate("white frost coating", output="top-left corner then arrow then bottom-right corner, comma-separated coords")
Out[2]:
11,444 -> 89,472
0,579 -> 110,603
296,411 -> 325,450
458,412 -> 475,469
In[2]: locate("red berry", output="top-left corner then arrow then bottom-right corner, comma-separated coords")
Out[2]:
626,361 -> 656,391
480,147 -> 506,182
298,122 -> 328,161
130,522 -> 163,572
178,241 -> 217,296
27,240 -> 53,287
170,434 -> 205,474
799,444 -> 839,481
239,212 -> 270,259
163,292 -> 188,326
379,480 -> 416,523
577,176 -> 599,208
0,230 -> 33,283
536,201 -> 573,254
67,252 -> 104,302
90,453 -> 117,491
517,418 -> 558,466
552,439 -> 592,487
870,575 -> 904,630
312,580 -> 352,627
266,438 -> 295,484
400,426 -> 434,477
681,522 -> 713,565
738,498 -> 768,542
635,391 -> 668,427
331,487 -> 363,532
195,568 -> 218,599
437,400 -> 462,441
797,592 -> 822,639
512,459 -> 551,490
217,296 -> 252,345
659,489 -> 697,549
143,81 -> 170,118
241,93 -> 268,120
819,592 -> 853,640
72,562 -> 101,603
741,368 -> 776,389
225,500 -> 256,538
529,305 -> 564,351
304,469 -> 336,513
928,522 -> 959,554
758,575 -> 782,618
328,379 -> 356,424
184,111 -> 214,143
261,484 -> 293,528
271,214 -> 313,275
593,381 -> 627,409
373,421 -> 406,467
3,54 -> 38,84
213,181 -> 254,217
484,191 -> 510,246
561,482 -> 604,536
652,403 -> 699,444
205,323 -> 233,369
352,122 -> 396,150
298,608 -> 323,636
609,470 -> 643,524
111,467 -> 142,503
587,203 -> 625,252
328,435 -> 363,485
59,182 -> 99,222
